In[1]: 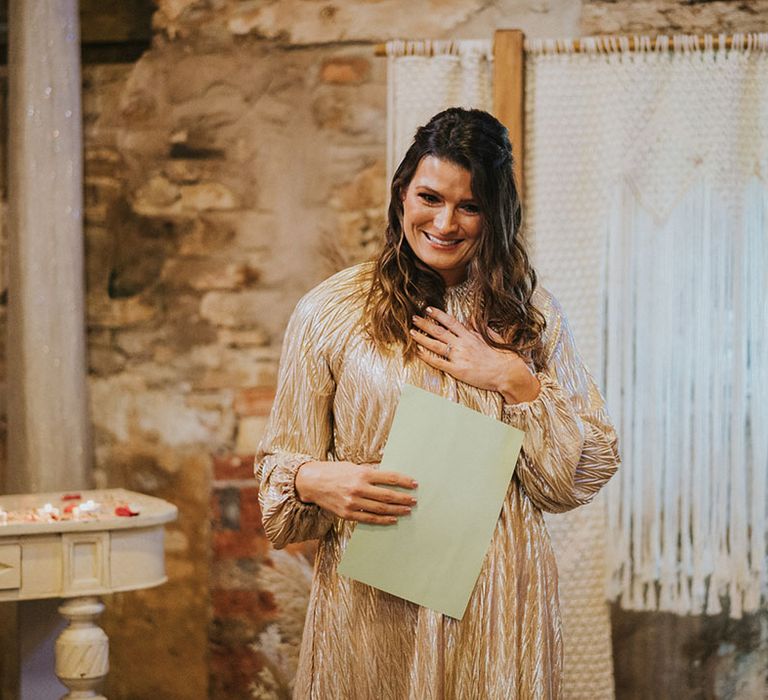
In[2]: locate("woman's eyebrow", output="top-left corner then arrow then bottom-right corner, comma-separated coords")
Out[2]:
415,184 -> 476,202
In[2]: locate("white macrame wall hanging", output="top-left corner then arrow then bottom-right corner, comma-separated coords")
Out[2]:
523,32 -> 768,619
388,23 -> 768,638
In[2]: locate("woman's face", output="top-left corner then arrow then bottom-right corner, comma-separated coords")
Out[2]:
401,155 -> 483,286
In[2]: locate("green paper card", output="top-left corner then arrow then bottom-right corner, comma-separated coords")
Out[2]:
337,383 -> 524,619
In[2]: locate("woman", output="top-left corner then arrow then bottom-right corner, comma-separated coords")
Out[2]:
256,108 -> 619,699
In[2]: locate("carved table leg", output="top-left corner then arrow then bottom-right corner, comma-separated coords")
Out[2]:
54,597 -> 108,699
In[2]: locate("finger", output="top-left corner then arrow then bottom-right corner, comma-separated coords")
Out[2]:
368,470 -> 419,489
352,512 -> 398,526
415,345 -> 453,373
487,327 -> 505,343
409,329 -> 451,357
424,307 -> 467,337
412,314 -> 452,341
356,497 -> 412,516
362,484 -> 418,506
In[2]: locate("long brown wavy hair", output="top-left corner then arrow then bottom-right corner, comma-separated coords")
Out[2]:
365,107 -> 547,369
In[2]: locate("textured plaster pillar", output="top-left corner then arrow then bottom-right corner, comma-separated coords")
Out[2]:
6,0 -> 91,494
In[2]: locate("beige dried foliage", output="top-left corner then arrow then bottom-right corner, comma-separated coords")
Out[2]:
249,666 -> 281,700
249,550 -> 314,698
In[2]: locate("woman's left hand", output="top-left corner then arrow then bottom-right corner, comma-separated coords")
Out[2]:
410,307 -> 541,404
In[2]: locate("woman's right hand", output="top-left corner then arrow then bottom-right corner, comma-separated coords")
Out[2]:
295,461 -> 418,525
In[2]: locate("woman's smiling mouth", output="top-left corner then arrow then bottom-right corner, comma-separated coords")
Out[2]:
424,232 -> 463,248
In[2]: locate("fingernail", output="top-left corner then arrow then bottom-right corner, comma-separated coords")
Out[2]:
389,517 -> 397,524
409,329 -> 416,335
425,307 -> 433,314
412,481 -> 419,488
410,497 -> 418,505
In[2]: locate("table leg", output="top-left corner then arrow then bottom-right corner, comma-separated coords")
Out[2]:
54,596 -> 108,699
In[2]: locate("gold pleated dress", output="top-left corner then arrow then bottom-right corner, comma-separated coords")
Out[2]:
256,262 -> 620,700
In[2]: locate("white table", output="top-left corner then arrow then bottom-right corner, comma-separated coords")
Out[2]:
0,488 -> 177,699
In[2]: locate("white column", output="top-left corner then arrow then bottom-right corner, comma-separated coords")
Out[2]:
6,0 -> 91,493
7,2 -> 92,696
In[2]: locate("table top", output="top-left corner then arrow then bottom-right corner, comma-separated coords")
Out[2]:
0,488 -> 177,537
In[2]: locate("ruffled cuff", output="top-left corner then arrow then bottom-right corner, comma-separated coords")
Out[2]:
257,451 -> 335,548
499,372 -> 588,513
502,371 -> 584,454
503,372 -> 558,424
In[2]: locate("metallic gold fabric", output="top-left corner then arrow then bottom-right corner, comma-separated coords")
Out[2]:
256,263 -> 620,700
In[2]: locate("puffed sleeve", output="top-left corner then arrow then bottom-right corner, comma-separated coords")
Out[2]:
502,294 -> 620,513
255,292 -> 336,549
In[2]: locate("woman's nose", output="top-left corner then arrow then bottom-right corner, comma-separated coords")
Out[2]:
434,206 -> 458,233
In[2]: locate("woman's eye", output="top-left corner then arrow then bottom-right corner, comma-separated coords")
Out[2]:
418,193 -> 440,204
461,203 -> 480,214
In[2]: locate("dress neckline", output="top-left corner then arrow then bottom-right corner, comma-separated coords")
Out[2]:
444,275 -> 474,301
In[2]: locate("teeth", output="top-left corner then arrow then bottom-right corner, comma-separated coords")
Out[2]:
425,233 -> 460,247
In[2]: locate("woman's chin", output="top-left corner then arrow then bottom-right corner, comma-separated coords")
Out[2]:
419,258 -> 470,286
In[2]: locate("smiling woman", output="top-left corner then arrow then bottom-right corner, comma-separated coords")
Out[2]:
366,108 -> 548,372
401,156 -> 483,285
256,107 -> 620,699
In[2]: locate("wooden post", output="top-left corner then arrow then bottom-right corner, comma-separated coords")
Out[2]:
493,29 -> 526,202
6,0 -> 91,494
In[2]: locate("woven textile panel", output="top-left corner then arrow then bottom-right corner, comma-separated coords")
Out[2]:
523,33 -> 768,618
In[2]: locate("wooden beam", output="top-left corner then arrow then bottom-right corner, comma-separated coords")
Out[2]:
493,29 -> 526,202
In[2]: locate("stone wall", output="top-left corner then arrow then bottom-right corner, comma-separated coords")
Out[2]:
1,0 -> 766,698
582,0 -> 768,35
80,35 -> 392,698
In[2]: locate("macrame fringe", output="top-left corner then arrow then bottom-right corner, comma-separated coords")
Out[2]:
385,39 -> 493,59
604,177 -> 768,619
525,32 -> 768,55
